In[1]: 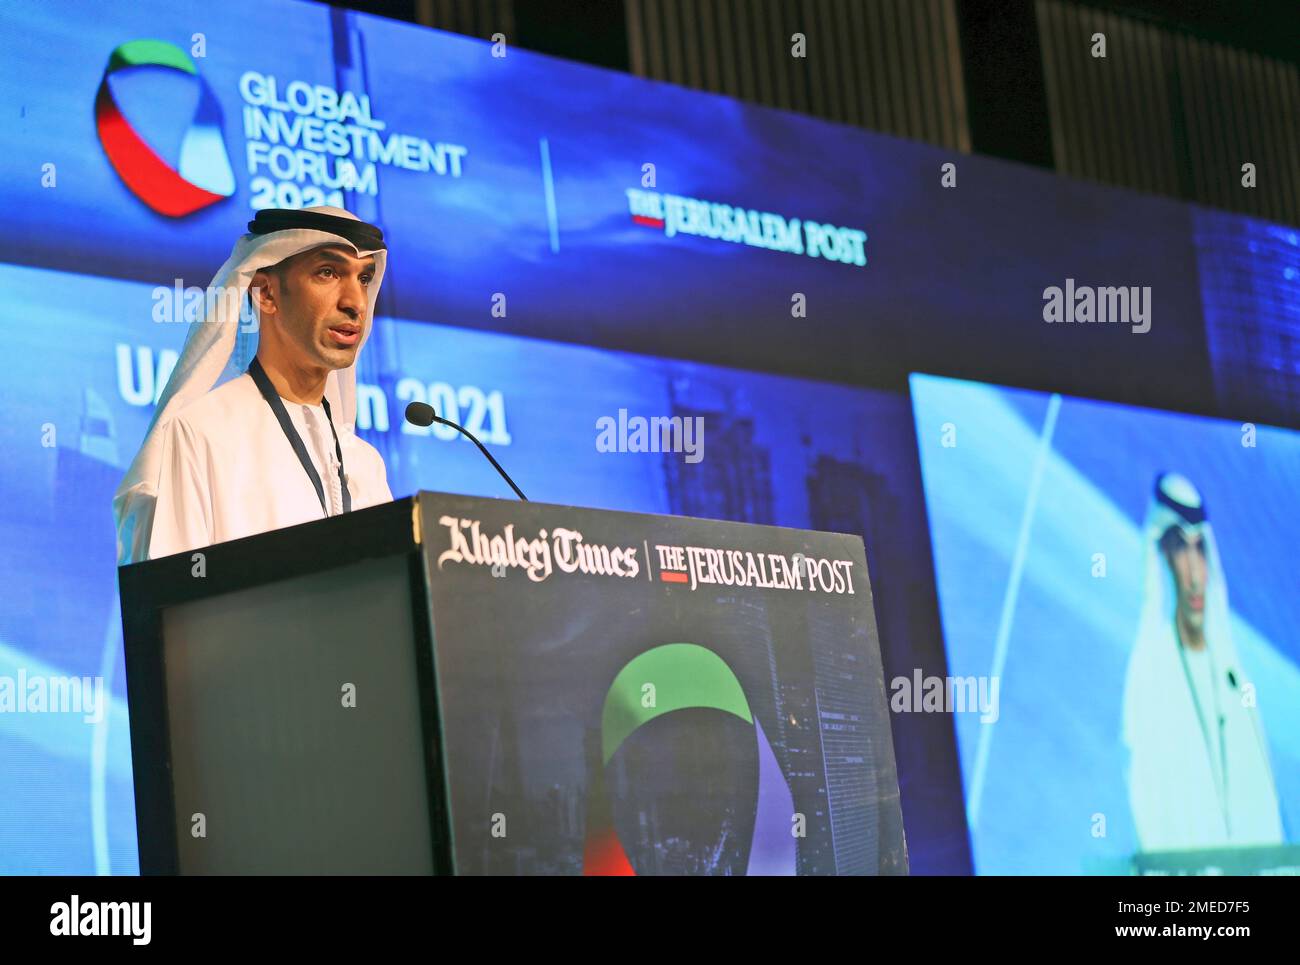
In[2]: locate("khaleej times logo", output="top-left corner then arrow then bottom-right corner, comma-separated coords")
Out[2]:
95,39 -> 236,217
433,516 -> 859,596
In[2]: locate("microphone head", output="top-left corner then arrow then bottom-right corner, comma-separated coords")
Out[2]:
404,401 -> 436,427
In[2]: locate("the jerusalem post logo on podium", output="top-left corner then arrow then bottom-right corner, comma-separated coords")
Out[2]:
95,39 -> 235,217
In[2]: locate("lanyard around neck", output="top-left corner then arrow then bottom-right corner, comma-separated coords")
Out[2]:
247,357 -> 352,516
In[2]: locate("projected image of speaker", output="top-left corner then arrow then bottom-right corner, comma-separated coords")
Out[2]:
911,373 -> 1300,875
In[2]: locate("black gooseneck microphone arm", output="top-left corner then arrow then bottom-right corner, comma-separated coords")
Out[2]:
403,401 -> 528,501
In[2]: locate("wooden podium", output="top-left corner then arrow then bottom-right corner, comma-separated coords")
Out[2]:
119,492 -> 907,875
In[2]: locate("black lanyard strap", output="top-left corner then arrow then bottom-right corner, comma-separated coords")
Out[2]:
247,357 -> 352,515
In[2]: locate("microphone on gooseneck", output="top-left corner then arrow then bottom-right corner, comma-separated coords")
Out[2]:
404,401 -> 528,501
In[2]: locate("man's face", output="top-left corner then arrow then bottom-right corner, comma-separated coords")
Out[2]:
1163,528 -> 1208,632
255,244 -> 376,373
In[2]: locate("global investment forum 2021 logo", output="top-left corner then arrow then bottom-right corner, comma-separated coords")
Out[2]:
95,39 -> 235,217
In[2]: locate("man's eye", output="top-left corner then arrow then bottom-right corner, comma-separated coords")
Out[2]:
361,275 -> 373,285
318,266 -> 335,277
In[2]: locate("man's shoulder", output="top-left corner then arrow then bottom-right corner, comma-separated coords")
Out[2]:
166,374 -> 263,445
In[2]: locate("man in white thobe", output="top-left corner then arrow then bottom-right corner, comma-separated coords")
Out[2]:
114,206 -> 394,563
1122,472 -> 1283,855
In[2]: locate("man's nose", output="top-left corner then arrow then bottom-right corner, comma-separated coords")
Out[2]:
338,276 -> 366,319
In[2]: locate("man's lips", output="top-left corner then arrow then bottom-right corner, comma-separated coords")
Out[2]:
1188,593 -> 1204,611
328,325 -> 360,346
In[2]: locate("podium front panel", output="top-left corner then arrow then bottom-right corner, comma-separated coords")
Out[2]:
415,493 -> 907,875
160,554 -> 433,874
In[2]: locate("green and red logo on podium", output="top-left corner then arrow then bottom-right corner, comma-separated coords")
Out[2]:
95,39 -> 235,217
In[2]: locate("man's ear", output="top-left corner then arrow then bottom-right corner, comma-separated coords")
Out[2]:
249,269 -> 278,318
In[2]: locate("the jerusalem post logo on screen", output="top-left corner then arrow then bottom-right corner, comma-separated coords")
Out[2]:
94,39 -> 235,217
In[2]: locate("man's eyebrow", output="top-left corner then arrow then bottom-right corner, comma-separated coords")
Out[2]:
312,249 -> 376,271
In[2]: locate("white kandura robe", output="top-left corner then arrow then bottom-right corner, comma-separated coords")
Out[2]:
147,372 -> 393,560
1124,631 -> 1282,853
